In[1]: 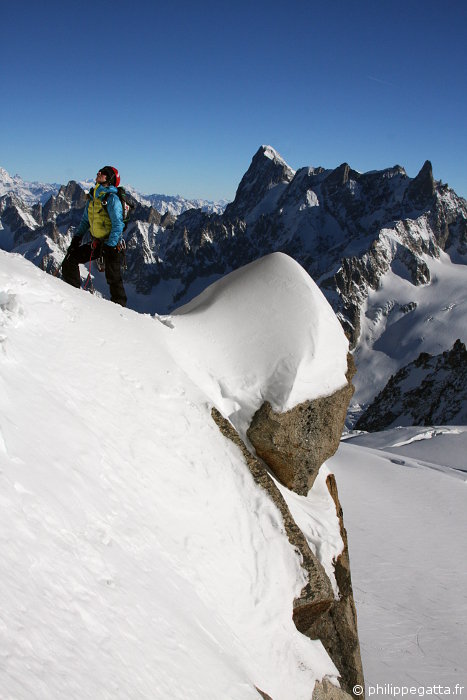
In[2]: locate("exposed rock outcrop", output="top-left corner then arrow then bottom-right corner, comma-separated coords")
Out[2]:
304,474 -> 363,698
257,684 -> 356,700
211,408 -> 335,628
356,339 -> 467,431
42,180 -> 88,223
247,354 -> 356,495
224,145 -> 295,220
211,340 -> 364,699
313,679 -> 356,700
404,160 -> 435,209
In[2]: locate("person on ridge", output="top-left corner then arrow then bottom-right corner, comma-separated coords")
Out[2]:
62,166 -> 127,307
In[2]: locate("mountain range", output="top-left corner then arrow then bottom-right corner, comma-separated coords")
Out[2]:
1,148 -> 466,427
0,167 -> 227,215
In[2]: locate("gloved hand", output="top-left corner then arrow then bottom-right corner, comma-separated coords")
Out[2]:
104,243 -> 119,259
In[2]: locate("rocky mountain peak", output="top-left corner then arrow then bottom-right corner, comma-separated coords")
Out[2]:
404,159 -> 435,208
60,180 -> 87,203
224,145 -> 296,219
0,166 -> 60,205
42,181 -> 88,223
323,162 -> 360,192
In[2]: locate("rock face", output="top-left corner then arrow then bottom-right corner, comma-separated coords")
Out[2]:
313,679 -> 359,700
42,181 -> 88,223
211,408 -> 335,626
224,145 -> 296,220
305,473 -> 363,698
247,354 -> 356,495
356,339 -> 467,431
212,407 -> 363,699
212,326 -> 363,700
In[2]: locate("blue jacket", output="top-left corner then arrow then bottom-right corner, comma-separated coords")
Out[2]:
75,185 -> 124,247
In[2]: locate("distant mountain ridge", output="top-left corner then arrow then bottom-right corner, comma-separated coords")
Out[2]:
0,167 -> 60,206
2,147 -> 467,426
0,167 -> 227,216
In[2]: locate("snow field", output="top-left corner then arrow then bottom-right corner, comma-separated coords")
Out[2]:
330,428 -> 467,687
0,251 -> 345,700
354,250 -> 467,409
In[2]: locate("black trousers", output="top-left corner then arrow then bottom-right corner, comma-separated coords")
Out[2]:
62,240 -> 127,307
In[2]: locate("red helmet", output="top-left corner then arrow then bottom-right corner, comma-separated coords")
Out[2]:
100,166 -> 120,187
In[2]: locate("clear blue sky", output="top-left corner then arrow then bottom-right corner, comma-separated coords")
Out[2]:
1,0 -> 466,201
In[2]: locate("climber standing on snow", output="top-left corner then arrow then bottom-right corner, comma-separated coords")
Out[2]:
62,166 -> 127,307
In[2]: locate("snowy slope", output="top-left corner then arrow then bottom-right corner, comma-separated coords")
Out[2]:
330,428 -> 467,687
0,251 -> 345,700
352,249 -> 467,413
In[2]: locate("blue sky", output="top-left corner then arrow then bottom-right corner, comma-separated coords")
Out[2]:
1,0 -> 466,200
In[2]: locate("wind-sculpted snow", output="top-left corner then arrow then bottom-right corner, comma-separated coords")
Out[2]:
0,250 -> 343,700
165,253 -> 349,438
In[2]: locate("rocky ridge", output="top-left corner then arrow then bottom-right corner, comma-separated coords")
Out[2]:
122,148 -> 467,360
212,345 -> 364,699
356,339 -> 467,431
0,167 -> 60,205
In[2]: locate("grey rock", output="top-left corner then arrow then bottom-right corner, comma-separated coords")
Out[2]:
305,474 -> 364,698
404,160 -> 435,209
247,355 -> 356,495
313,679 -> 357,700
42,180 -> 88,223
